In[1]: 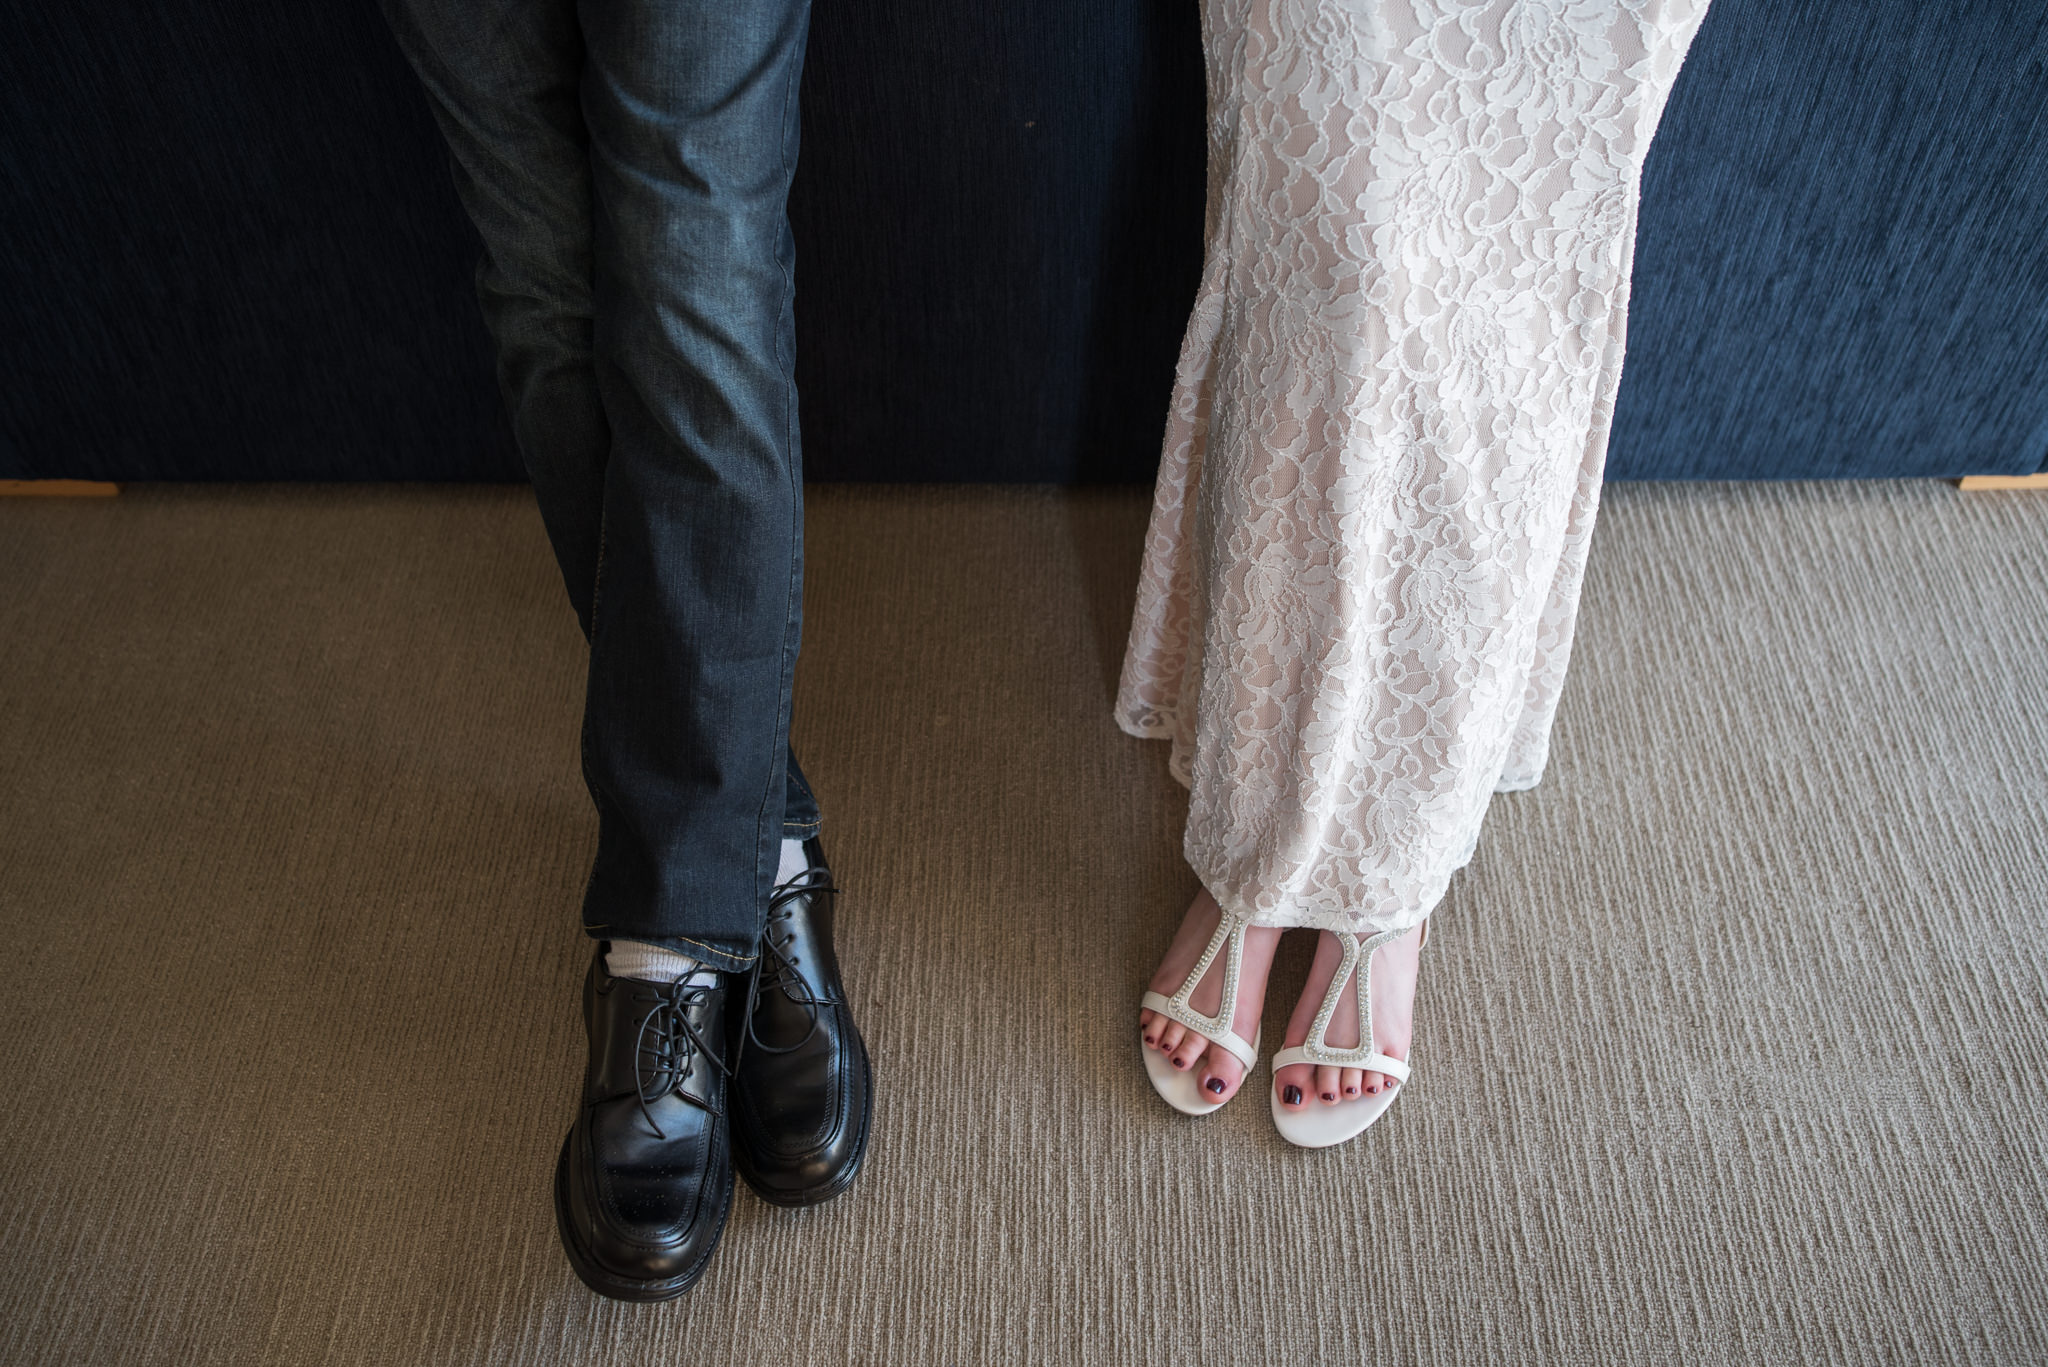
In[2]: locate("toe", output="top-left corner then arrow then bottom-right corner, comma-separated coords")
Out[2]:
1171,1034 -> 1208,1073
1155,1022 -> 1186,1057
1139,1009 -> 1161,1049
1274,1064 -> 1312,1110
1340,1067 -> 1364,1098
1200,1051 -> 1245,1103
1314,1065 -> 1343,1105
1362,1070 -> 1383,1095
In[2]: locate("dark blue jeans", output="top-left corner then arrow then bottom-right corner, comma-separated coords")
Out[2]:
382,0 -> 819,970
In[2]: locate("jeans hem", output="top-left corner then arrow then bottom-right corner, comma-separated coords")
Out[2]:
585,927 -> 756,972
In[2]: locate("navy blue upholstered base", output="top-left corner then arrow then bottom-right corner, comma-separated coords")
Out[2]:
2,1 -> 2043,482
1611,1 -> 2048,479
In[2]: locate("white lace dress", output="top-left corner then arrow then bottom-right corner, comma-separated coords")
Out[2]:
1117,0 -> 1710,935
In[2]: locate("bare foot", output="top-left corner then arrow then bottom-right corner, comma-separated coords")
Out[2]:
1138,889 -> 1279,1105
1272,925 -> 1423,1112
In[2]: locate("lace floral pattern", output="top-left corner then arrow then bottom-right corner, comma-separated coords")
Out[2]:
1117,0 -> 1707,933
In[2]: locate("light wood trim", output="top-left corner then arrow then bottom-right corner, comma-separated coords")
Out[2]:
1959,474 -> 2048,491
0,480 -> 120,497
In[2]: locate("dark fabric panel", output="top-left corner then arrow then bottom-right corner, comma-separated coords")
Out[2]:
1612,1 -> 2048,479
788,0 -> 1207,482
0,1 -> 516,481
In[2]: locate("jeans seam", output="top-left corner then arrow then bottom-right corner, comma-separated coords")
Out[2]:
754,22 -> 807,945
578,506 -> 615,918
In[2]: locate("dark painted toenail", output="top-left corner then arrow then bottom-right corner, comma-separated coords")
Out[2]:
1322,1092 -> 1336,1101
1145,1036 -> 1156,1045
1366,1085 -> 1378,1094
1283,1086 -> 1302,1105
1206,1077 -> 1225,1095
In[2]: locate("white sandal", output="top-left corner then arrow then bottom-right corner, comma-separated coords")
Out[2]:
1139,912 -> 1263,1115
1269,918 -> 1429,1147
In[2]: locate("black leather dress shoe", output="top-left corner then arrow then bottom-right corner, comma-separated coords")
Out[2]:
729,838 -> 873,1206
553,948 -> 736,1301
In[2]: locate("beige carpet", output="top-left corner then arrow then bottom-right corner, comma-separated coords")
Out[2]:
2,480 -> 2045,1366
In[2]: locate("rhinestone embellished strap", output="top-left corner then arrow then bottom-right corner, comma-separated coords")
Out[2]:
1282,921 -> 1424,1070
1139,912 -> 1260,1070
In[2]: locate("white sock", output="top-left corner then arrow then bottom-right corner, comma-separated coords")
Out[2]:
606,840 -> 811,983
605,940 -> 703,984
776,837 -> 810,886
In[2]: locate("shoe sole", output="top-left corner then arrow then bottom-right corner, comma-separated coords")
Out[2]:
734,1034 -> 874,1209
1268,1078 -> 1404,1148
551,1130 -> 735,1302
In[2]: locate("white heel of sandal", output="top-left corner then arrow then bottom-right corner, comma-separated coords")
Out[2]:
1138,913 -> 1262,1116
1269,918 -> 1427,1147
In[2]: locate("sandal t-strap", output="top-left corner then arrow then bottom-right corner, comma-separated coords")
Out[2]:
1139,912 -> 1263,1115
1269,918 -> 1427,1147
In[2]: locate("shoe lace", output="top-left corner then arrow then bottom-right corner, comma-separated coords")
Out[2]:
631,974 -> 730,1138
744,868 -> 835,1057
